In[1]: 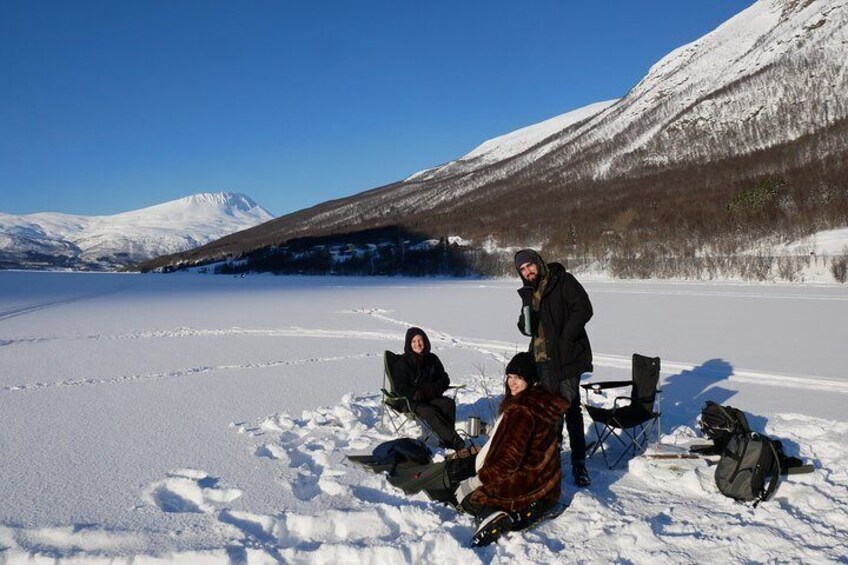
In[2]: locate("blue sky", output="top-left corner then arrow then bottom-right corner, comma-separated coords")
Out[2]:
1,1 -> 754,217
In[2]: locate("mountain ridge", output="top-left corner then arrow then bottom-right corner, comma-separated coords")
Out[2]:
133,0 -> 848,275
0,192 -> 273,270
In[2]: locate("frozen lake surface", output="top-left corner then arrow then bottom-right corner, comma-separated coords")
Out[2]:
0,272 -> 845,563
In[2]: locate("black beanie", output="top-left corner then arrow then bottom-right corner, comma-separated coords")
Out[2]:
506,352 -> 537,385
514,249 -> 537,272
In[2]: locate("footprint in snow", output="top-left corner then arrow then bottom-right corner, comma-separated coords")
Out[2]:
255,444 -> 287,461
145,469 -> 242,514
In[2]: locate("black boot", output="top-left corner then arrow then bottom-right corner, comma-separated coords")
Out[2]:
573,463 -> 591,487
471,510 -> 515,547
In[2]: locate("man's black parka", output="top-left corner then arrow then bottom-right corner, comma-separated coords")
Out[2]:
517,252 -> 594,390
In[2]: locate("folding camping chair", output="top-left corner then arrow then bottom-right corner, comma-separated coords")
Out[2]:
380,350 -> 464,444
581,353 -> 662,468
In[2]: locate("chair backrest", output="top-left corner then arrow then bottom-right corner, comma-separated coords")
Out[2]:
631,354 -> 661,414
383,350 -> 402,394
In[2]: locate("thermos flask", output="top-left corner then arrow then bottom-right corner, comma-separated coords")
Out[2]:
523,305 -> 532,335
467,416 -> 481,438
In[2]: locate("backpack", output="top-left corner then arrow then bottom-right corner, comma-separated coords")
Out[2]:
371,438 -> 433,468
714,431 -> 781,506
699,401 -> 751,453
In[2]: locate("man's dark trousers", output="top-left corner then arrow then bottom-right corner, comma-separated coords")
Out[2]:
538,362 -> 586,465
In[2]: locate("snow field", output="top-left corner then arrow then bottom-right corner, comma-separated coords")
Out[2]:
136,389 -> 847,563
0,272 -> 846,563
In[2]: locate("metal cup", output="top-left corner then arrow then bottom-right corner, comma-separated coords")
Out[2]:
466,416 -> 481,438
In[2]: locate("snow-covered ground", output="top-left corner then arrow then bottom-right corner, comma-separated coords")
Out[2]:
0,272 -> 846,563
778,227 -> 848,256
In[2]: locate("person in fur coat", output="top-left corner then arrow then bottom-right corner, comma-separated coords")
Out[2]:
454,352 -> 569,517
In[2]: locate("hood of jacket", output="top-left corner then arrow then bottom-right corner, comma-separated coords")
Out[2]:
514,249 -> 549,286
404,326 -> 431,355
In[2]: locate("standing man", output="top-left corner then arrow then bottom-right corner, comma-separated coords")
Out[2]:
514,249 -> 594,487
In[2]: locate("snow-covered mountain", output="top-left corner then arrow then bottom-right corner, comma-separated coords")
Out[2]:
0,192 -> 274,270
404,99 -> 619,182
143,0 -> 848,273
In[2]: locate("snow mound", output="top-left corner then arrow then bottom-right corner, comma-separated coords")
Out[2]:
145,469 -> 242,514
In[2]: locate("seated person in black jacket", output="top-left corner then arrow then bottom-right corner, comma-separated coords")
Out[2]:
393,327 -> 465,450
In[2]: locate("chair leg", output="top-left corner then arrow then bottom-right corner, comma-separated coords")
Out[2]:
385,409 -> 401,434
380,402 -> 387,432
656,390 -> 662,445
655,413 -> 661,446
588,419 -> 661,469
382,405 -> 440,445
609,427 -> 638,468
384,407 -> 410,436
589,423 -> 617,469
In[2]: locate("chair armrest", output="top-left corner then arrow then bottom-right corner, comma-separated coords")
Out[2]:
382,388 -> 415,412
612,396 -> 632,408
446,383 -> 466,400
382,388 -> 411,403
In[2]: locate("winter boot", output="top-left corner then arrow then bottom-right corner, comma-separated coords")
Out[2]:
573,463 -> 591,487
471,510 -> 515,547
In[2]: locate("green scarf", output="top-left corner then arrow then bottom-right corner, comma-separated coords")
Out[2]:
531,273 -> 549,363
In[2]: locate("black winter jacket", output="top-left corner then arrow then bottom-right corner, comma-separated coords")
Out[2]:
516,253 -> 594,386
392,327 -> 451,402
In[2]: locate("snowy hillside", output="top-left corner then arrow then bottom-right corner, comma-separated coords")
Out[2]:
402,0 -> 848,199
405,100 -> 618,182
0,192 -> 273,270
146,0 -> 848,273
0,272 -> 846,563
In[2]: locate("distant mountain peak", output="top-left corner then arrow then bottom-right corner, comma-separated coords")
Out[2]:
138,192 -> 272,216
0,191 -> 274,270
179,192 -> 260,209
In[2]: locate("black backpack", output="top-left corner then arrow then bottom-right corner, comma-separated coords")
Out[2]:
371,438 -> 433,468
699,401 -> 751,453
714,431 -> 782,506
701,402 -> 814,505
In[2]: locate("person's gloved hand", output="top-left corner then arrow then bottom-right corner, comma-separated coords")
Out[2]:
454,475 -> 483,505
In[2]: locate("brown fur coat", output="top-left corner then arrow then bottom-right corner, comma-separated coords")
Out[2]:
469,386 -> 569,511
